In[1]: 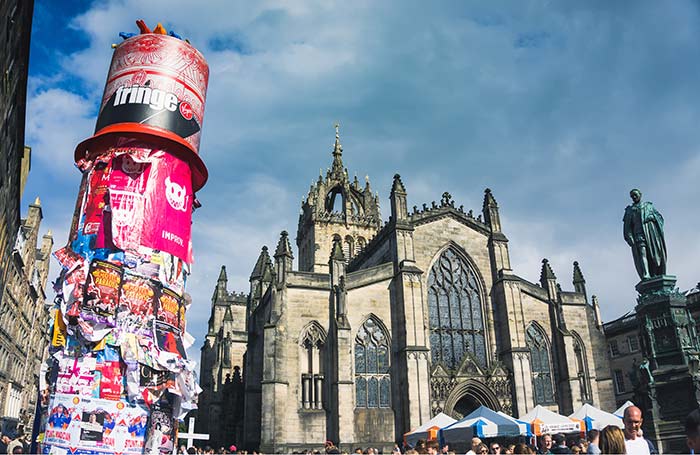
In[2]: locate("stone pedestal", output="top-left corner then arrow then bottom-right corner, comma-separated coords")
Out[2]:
634,275 -> 700,453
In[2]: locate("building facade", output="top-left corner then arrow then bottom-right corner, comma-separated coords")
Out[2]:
198,267 -> 248,448
0,0 -> 34,304
602,284 -> 700,409
0,199 -> 53,433
200,129 -> 615,452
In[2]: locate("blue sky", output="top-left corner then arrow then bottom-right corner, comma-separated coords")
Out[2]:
24,1 -> 700,366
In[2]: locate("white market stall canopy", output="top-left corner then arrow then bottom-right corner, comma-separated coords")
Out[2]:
439,406 -> 529,445
496,411 -> 532,437
520,405 -> 583,435
570,403 -> 623,431
404,412 -> 457,447
613,401 -> 635,418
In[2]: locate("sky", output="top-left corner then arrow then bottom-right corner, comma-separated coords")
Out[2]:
24,0 -> 700,367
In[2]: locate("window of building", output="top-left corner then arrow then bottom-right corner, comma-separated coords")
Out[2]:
343,235 -> 354,261
355,316 -> 390,408
526,324 -> 556,405
627,336 -> 639,352
299,321 -> 326,410
573,333 -> 591,403
609,340 -> 620,357
427,247 -> 486,370
614,370 -> 625,394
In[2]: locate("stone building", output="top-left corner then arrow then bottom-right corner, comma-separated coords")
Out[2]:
0,0 -> 34,304
198,267 -> 247,447
200,129 -> 614,452
0,199 -> 53,432
603,283 -> 700,408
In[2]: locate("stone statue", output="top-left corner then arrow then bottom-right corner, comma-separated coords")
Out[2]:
623,189 -> 667,280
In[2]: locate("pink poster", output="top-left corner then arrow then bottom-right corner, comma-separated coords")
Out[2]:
141,152 -> 193,263
107,152 -> 151,252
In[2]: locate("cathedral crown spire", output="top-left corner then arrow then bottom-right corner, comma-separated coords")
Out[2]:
331,122 -> 344,177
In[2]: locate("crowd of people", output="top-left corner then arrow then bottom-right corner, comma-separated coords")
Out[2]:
176,405 -> 700,455
0,427 -> 29,454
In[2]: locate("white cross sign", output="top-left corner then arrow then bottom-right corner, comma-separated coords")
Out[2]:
177,417 -> 210,450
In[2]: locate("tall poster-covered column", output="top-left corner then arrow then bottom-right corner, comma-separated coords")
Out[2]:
37,20 -> 210,455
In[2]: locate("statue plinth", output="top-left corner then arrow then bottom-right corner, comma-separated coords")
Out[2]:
635,274 -> 678,297
633,274 -> 700,453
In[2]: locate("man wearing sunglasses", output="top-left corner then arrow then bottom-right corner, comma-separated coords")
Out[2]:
490,443 -> 502,454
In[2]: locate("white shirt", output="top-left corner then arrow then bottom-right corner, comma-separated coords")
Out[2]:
625,437 -> 650,455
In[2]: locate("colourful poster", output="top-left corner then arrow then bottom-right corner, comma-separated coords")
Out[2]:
96,346 -> 123,401
56,355 -> 98,397
118,272 -> 157,337
141,152 -> 193,263
144,399 -> 175,455
83,160 -> 111,235
83,260 -> 123,324
43,394 -> 147,455
156,287 -> 180,328
154,321 -> 186,359
109,190 -> 146,252
109,153 -> 151,194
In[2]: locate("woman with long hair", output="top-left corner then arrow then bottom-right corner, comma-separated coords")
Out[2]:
599,425 -> 626,454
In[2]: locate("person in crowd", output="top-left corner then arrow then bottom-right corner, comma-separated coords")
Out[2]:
570,447 -> 580,454
489,442 -> 502,454
538,434 -> 552,454
586,429 -> 600,455
622,406 -> 657,454
504,444 -> 515,454
467,437 -> 483,455
405,450 -> 419,455
6,430 -> 24,455
476,443 -> 489,454
599,425 -> 626,454
354,448 -> 364,454
686,408 -> 700,453
440,443 -> 450,454
548,434 -> 570,454
513,443 -> 534,454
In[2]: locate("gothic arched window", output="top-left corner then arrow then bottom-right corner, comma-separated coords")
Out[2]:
355,317 -> 391,408
427,247 -> 487,370
572,332 -> 591,404
526,324 -> 555,405
299,321 -> 326,409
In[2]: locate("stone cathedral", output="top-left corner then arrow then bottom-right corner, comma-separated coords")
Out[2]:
198,129 -> 614,452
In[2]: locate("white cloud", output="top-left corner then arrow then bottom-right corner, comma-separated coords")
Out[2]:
23,1 -> 700,369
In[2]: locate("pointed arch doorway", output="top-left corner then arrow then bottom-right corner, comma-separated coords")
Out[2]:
443,380 -> 501,419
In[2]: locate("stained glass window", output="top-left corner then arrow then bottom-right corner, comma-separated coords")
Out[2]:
428,248 -> 487,370
526,324 -> 555,405
355,316 -> 391,408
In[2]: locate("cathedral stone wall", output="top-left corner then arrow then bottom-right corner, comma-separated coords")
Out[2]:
200,129 -> 614,452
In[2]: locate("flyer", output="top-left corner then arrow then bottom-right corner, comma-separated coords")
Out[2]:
83,160 -> 111,236
83,260 -> 123,324
43,394 -> 147,455
118,272 -> 158,337
156,287 -> 180,328
141,152 -> 193,263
